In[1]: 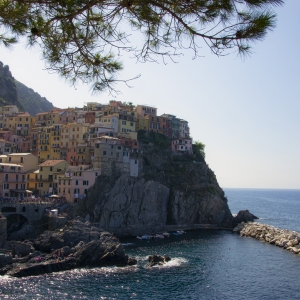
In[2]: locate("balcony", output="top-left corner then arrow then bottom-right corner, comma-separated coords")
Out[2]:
0,169 -> 24,174
27,178 -> 53,182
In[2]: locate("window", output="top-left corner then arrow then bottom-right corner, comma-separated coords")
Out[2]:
40,167 -> 43,171
83,180 -> 89,185
122,120 -> 126,125
103,151 -> 106,155
50,167 -> 53,171
75,180 -> 78,185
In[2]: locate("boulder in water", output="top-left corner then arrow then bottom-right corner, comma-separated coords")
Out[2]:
233,210 -> 258,227
148,254 -> 171,267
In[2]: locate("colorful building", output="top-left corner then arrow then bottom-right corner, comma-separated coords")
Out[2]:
36,160 -> 69,196
57,165 -> 99,203
0,153 -> 38,198
171,138 -> 193,155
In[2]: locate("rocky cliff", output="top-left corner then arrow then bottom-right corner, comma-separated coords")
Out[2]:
0,62 -> 23,110
78,132 -> 233,236
0,61 -> 54,115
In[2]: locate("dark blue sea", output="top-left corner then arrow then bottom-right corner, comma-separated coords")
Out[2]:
1,188 -> 300,299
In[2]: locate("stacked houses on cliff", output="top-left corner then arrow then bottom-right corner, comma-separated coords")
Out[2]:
0,102 -> 192,202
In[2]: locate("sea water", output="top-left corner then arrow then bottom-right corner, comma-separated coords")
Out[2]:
0,189 -> 300,299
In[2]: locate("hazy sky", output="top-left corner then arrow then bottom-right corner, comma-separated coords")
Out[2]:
1,1 -> 299,189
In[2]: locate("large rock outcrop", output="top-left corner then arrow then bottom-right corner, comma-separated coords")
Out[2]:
79,132 -> 234,235
0,219 -> 136,277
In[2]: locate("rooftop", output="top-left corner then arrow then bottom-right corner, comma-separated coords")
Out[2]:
8,153 -> 32,156
39,160 -> 66,167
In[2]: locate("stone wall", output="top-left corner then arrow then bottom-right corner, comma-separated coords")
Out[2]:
0,203 -> 51,222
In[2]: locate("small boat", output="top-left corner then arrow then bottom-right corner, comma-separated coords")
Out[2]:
162,232 -> 170,237
177,230 -> 186,234
141,234 -> 151,240
154,234 -> 164,239
136,236 -> 143,240
122,243 -> 135,246
172,232 -> 180,236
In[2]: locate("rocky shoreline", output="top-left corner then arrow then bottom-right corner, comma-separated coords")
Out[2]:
234,222 -> 300,255
3,209 -> 296,278
0,219 -> 137,277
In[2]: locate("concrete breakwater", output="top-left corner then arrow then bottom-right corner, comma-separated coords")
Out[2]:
234,222 -> 300,255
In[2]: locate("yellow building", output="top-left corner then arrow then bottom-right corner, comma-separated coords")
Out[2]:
1,105 -> 19,119
2,110 -> 35,136
60,124 -> 70,148
118,113 -> 136,133
38,126 -> 51,162
65,122 -> 89,148
46,111 -> 60,126
35,112 -> 48,126
27,169 -> 39,193
49,124 -> 61,160
36,160 -> 69,196
136,115 -> 150,131
36,111 -> 60,126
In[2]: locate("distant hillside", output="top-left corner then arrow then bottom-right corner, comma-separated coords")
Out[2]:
0,62 -> 23,110
16,80 -> 54,115
0,61 -> 54,116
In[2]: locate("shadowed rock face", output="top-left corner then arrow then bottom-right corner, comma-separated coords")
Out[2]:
81,139 -> 234,235
0,219 -> 137,277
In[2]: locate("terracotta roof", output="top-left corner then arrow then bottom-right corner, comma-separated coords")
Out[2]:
36,112 -> 48,115
16,113 -> 31,116
39,160 -> 66,167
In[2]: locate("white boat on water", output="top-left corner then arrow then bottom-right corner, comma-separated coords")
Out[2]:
142,234 -> 151,239
162,232 -> 170,237
177,230 -> 186,235
154,234 -> 165,239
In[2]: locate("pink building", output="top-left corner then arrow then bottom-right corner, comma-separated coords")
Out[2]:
171,138 -> 193,155
57,165 -> 99,203
0,153 -> 38,198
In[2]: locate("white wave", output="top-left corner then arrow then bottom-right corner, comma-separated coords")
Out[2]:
148,257 -> 188,269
